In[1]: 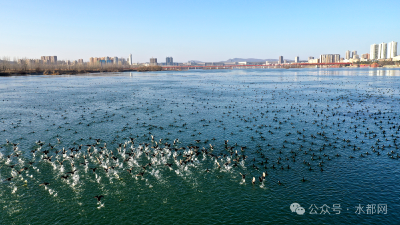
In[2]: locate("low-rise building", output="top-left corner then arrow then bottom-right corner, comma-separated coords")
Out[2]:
393,55 -> 400,61
308,58 -> 320,64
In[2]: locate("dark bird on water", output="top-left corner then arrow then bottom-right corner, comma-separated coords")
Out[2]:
126,167 -> 133,173
136,171 -> 145,177
94,195 -> 104,202
4,177 -> 13,182
66,169 -> 78,175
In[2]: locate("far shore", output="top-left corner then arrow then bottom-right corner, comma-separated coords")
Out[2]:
0,69 -> 135,76
0,65 -> 163,76
1,65 -> 399,76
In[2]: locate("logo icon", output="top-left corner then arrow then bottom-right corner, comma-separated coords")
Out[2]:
290,203 -> 305,215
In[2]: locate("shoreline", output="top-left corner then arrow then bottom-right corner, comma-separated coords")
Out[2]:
0,65 -> 164,76
1,66 -> 399,76
0,69 -> 139,77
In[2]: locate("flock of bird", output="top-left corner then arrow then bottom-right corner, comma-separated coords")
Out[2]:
0,137 -> 272,205
0,71 -> 399,207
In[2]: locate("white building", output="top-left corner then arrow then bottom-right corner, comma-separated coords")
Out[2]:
295,56 -> 299,63
388,41 -> 398,59
345,50 -> 351,60
308,58 -> 319,63
393,55 -> 400,61
370,44 -> 378,60
352,51 -> 357,58
378,43 -> 387,59
128,54 -> 132,65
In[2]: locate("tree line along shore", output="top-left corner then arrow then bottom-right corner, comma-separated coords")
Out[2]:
0,63 -> 163,76
1,61 -> 399,76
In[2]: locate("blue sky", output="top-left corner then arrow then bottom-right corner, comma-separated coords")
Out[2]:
0,0 -> 399,62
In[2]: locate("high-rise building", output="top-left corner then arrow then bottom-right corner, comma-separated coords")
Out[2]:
150,58 -> 158,66
114,57 -> 118,65
370,44 -> 378,60
345,50 -> 351,60
388,41 -> 398,59
319,54 -> 340,63
295,56 -> 299,63
278,56 -> 283,64
378,42 -> 387,59
166,57 -> 173,65
120,58 -> 126,65
40,56 -> 57,64
128,54 -> 132,65
351,51 -> 357,59
78,59 -> 83,64
308,56 -> 314,60
361,53 -> 370,59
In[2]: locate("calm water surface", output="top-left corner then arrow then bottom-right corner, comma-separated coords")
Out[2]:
0,68 -> 399,224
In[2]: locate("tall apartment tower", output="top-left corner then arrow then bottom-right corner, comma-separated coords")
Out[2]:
150,58 -> 158,66
319,54 -> 340,63
370,44 -> 379,60
345,50 -> 351,60
378,43 -> 387,59
351,51 -> 357,59
114,57 -> 119,65
166,57 -> 173,65
40,56 -> 57,64
295,56 -> 299,63
128,54 -> 132,65
278,56 -> 284,64
388,41 -> 398,59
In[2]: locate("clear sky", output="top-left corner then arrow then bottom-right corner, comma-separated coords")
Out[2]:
0,0 -> 399,63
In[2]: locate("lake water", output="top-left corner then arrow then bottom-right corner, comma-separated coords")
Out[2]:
0,68 -> 399,224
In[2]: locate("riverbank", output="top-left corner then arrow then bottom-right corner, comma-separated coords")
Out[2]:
1,64 -> 399,76
0,66 -> 162,76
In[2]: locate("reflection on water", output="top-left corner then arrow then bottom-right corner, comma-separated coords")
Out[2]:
368,69 -> 400,76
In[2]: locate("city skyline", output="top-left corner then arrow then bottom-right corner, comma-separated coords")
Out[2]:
7,37 -> 399,66
1,0 -> 399,62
